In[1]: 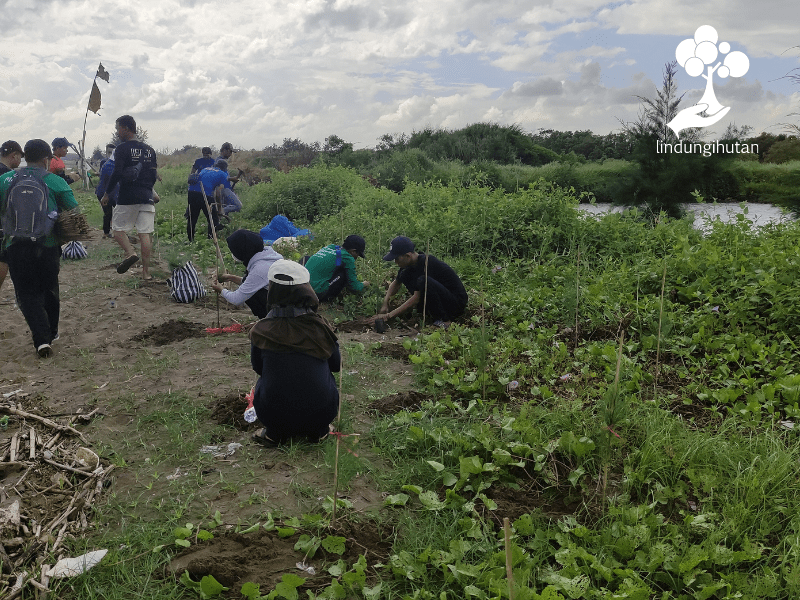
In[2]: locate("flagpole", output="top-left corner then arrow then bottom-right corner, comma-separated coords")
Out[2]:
79,75 -> 96,190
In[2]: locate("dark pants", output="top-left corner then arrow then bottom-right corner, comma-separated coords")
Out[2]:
419,277 -> 467,321
99,200 -> 114,234
187,191 -> 220,241
317,265 -> 348,302
6,242 -> 61,349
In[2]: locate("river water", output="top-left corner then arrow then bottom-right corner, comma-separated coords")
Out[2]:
579,203 -> 794,231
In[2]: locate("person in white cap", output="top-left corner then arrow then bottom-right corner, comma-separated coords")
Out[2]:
248,260 -> 340,446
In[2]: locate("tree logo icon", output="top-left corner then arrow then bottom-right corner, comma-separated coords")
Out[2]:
667,25 -> 750,138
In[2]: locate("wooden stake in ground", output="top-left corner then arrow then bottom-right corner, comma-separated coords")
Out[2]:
422,239 -> 430,328
655,259 -> 667,393
200,185 -> 227,328
575,248 -> 580,349
331,356 -> 344,527
504,517 -> 515,600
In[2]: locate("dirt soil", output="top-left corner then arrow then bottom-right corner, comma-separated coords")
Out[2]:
0,228 -> 416,592
167,519 -> 393,598
368,391 -> 431,415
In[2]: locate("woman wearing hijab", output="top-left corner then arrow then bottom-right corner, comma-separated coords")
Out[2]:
210,229 -> 282,318
249,260 -> 340,446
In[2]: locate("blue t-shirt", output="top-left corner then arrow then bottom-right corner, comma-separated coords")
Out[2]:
188,157 -> 215,193
198,167 -> 231,196
95,159 -> 120,204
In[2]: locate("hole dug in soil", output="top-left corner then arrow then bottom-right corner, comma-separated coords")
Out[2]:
368,391 -> 431,415
209,392 -> 255,432
131,319 -> 206,346
167,519 -> 393,598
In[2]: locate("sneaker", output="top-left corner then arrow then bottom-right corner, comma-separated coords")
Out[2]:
52,333 -> 60,342
37,344 -> 52,358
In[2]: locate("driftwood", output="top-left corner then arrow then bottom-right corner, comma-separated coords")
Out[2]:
0,406 -> 86,441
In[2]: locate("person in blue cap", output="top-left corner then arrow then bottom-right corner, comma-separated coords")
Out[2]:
371,236 -> 467,328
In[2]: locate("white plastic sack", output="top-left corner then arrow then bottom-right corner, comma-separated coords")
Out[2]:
49,549 -> 108,579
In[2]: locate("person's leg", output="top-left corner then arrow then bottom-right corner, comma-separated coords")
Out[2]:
222,189 -> 242,215
140,233 -> 152,279
0,260 -> 7,291
420,277 -> 462,322
41,247 -> 61,340
6,244 -> 52,350
101,201 -> 113,235
317,264 -> 348,302
112,205 -> 138,262
187,192 -> 202,241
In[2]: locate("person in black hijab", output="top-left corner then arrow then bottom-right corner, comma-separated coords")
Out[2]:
249,260 -> 340,446
210,229 -> 282,318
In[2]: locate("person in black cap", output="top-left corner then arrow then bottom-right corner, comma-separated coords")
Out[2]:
209,229 -> 282,318
304,235 -> 370,302
50,138 -> 77,184
0,141 -> 24,291
0,139 -> 78,357
371,236 -> 467,327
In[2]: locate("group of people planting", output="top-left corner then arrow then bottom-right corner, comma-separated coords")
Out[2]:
0,113 -> 468,448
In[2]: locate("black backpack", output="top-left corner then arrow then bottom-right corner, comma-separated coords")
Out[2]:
1,168 -> 56,242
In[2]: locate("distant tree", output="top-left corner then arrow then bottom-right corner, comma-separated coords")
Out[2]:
763,137 -> 800,163
720,122 -> 753,140
620,61 -> 690,143
90,145 -> 104,162
324,134 -> 353,154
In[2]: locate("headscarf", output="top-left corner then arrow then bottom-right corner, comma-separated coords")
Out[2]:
226,229 -> 264,266
249,280 -> 338,360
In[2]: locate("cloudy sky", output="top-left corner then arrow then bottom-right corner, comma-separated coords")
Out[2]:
1,0 -> 799,153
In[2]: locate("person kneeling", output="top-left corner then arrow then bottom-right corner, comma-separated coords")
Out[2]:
249,260 -> 340,446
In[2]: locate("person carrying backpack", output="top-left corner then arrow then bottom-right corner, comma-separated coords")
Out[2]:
0,139 -> 78,358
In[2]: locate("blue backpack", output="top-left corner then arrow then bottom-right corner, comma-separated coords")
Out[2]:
1,168 -> 56,243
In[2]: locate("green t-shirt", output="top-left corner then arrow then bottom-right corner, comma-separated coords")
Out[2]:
0,167 -> 78,249
305,244 -> 365,295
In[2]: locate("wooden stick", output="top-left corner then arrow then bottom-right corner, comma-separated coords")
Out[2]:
331,356 -> 344,527
575,248 -> 580,349
504,517 -> 515,600
655,259 -> 667,394
29,427 -> 35,460
422,239 -> 430,328
0,406 -> 85,440
43,458 -> 94,477
40,564 -> 51,600
6,570 -> 27,600
10,432 -> 18,463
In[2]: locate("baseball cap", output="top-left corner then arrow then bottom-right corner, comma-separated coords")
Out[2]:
342,235 -> 366,258
382,236 -> 414,261
52,137 -> 70,149
0,140 -> 23,156
268,260 -> 310,286
24,139 -> 53,162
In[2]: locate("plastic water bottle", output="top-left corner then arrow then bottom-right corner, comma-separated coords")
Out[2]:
243,386 -> 257,423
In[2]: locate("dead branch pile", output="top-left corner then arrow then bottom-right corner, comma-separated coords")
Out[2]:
55,208 -> 92,242
0,399 -> 111,599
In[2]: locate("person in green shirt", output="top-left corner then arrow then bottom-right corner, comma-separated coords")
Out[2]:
304,235 -> 370,302
0,139 -> 78,357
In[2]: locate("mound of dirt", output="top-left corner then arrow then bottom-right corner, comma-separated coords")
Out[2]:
209,392 -> 255,431
335,319 -> 372,333
368,391 -> 430,415
482,485 -> 582,527
131,319 -> 206,346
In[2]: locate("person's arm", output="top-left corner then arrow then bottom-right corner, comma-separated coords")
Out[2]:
251,345 -> 263,376
102,149 -> 125,205
379,278 -> 402,313
328,342 -> 341,373
219,274 -> 243,285
96,165 -> 112,200
343,255 -> 365,293
386,290 -> 421,319
50,175 -> 78,212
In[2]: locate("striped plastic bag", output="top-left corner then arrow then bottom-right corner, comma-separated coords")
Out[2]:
167,261 -> 207,303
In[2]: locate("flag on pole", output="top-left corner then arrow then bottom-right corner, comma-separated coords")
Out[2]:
96,63 -> 110,82
88,81 -> 102,114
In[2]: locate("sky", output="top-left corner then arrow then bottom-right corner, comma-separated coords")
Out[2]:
1,0 -> 799,154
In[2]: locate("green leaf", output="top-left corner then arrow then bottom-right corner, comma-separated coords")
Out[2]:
240,582 -> 261,599
384,493 -> 410,506
199,575 -> 228,598
197,530 -> 214,541
401,484 -> 423,495
321,535 -> 346,555
152,544 -> 165,552
459,456 -> 483,478
418,490 -> 446,510
277,527 -> 297,538
174,527 -> 192,540
427,460 -> 446,472
363,582 -> 382,599
327,559 -> 346,576
180,570 -> 201,591
442,471 -> 458,487
239,523 -> 261,535
294,534 -> 321,558
175,539 -> 191,548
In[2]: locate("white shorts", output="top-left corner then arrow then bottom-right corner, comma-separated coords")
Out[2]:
112,204 -> 156,234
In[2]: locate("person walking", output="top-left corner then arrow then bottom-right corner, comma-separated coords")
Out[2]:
0,139 -> 78,357
186,146 -> 220,241
0,141 -> 24,291
100,115 -> 158,280
304,235 -> 370,302
94,148 -> 119,238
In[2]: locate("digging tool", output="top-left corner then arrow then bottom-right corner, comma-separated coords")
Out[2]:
200,184 -> 227,327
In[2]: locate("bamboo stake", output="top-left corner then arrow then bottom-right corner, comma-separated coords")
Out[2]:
422,239 -> 430,328
200,184 -> 226,328
504,517 -> 515,600
655,259 -> 667,395
575,248 -> 580,349
29,427 -> 35,460
331,356 -> 344,527
10,432 -> 18,462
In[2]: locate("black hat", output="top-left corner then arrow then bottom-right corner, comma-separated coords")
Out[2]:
382,236 -> 414,261
342,234 -> 366,258
24,139 -> 53,163
220,142 -> 235,152
52,137 -> 70,149
0,140 -> 23,156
